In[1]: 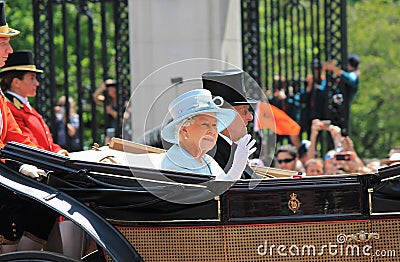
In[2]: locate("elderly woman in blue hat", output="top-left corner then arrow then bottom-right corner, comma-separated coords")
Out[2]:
160,89 -> 256,180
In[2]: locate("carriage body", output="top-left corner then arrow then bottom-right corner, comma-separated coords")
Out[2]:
1,142 -> 399,261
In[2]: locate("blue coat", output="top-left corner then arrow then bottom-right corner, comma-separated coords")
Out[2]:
161,144 -> 225,177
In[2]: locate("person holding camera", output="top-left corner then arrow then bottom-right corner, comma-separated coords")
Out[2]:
267,75 -> 302,148
323,54 -> 360,105
303,59 -> 330,123
307,119 -> 368,175
267,75 -> 288,111
93,79 -> 119,144
55,95 -> 80,152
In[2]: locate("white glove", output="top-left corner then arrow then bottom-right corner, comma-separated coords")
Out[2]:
225,134 -> 257,181
19,164 -> 47,179
57,149 -> 69,156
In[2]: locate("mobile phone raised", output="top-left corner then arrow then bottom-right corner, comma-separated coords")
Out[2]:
320,120 -> 331,130
335,153 -> 351,161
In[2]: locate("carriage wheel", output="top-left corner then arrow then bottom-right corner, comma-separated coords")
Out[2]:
0,251 -> 80,262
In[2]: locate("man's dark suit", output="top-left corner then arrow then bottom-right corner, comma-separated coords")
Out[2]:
208,135 -> 256,179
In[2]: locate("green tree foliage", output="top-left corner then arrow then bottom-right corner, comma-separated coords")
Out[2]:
5,2 -> 34,50
348,0 -> 400,158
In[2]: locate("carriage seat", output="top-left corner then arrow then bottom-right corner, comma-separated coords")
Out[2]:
68,146 -> 166,170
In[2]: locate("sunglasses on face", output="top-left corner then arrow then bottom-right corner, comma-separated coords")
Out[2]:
277,158 -> 295,164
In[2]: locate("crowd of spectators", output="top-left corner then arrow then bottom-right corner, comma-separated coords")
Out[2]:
261,55 -> 399,177
266,117 -> 397,177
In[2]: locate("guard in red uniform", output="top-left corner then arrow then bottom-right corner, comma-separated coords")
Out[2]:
0,0 -> 60,254
0,50 -> 68,155
0,93 -> 34,148
0,17 -> 34,148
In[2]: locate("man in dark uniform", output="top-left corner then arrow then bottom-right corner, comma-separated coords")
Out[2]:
202,69 -> 259,179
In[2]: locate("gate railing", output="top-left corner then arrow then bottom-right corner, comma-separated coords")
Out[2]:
33,0 -> 130,151
241,0 -> 349,155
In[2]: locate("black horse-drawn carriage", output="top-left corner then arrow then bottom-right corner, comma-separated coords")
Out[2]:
1,140 -> 400,261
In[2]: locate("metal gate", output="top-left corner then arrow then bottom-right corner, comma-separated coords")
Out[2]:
33,0 -> 131,151
241,0 -> 349,153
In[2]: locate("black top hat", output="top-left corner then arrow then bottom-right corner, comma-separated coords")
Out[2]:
202,69 -> 257,106
0,50 -> 43,76
0,1 -> 19,37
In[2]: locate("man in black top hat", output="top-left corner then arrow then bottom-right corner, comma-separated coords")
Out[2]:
202,69 -> 259,179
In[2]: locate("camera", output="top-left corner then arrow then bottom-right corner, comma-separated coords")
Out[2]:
59,106 -> 65,115
320,120 -> 331,130
332,93 -> 343,105
106,81 -> 116,88
334,152 -> 351,161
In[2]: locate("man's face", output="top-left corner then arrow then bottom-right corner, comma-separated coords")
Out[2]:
234,105 -> 254,125
222,104 -> 253,142
0,37 -> 13,67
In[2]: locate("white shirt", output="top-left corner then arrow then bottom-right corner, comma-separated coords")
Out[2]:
6,91 -> 31,109
219,133 -> 233,145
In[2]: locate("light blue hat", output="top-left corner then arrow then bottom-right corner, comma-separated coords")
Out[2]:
161,89 -> 236,144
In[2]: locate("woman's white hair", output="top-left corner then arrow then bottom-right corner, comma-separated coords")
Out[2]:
175,116 -> 196,143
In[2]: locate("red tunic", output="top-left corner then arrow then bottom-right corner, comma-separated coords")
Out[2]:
0,94 -> 35,148
5,94 -> 62,153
